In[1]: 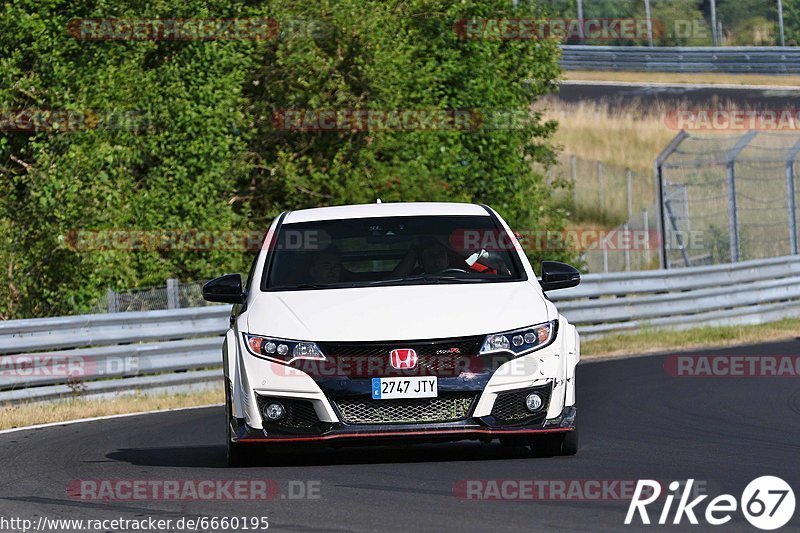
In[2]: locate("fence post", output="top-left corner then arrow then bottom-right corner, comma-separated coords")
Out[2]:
623,222 -> 631,271
786,140 -> 800,255
643,208 -> 651,266
626,168 -> 633,221
167,278 -> 179,310
654,130 -> 689,270
106,288 -> 118,313
570,155 -> 578,206
786,162 -> 798,255
597,161 -> 604,212
710,0 -> 718,46
725,163 -> 739,262
724,131 -> 756,263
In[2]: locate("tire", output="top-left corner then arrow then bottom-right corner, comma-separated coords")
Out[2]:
560,427 -> 579,456
225,379 -> 261,467
529,427 -> 579,457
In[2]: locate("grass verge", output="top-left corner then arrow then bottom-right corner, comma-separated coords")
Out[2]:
0,386 -> 223,431
582,318 -> 800,359
564,71 -> 800,87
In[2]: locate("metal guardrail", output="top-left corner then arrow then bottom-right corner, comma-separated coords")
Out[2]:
0,306 -> 230,403
2,255 -> 799,403
551,255 -> 800,336
560,45 -> 800,73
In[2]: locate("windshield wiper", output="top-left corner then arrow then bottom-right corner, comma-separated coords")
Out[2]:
268,283 -> 343,291
367,275 -> 482,286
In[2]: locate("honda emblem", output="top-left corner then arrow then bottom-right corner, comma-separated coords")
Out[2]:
389,348 -> 418,370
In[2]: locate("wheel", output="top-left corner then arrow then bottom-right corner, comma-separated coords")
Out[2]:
227,426 -> 258,467
225,379 -> 261,467
529,427 -> 579,457
561,427 -> 579,456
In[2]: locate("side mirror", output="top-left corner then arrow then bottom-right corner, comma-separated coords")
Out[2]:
539,261 -> 580,292
203,274 -> 246,304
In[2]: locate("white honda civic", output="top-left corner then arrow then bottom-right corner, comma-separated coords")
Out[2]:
203,202 -> 581,466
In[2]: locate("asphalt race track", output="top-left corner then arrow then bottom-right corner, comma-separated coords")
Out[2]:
1,340 -> 798,532
558,81 -> 800,110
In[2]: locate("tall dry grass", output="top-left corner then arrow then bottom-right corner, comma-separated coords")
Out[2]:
564,70 -> 800,88
541,97 -> 678,174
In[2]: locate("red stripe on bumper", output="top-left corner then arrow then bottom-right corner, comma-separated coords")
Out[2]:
237,427 -> 573,444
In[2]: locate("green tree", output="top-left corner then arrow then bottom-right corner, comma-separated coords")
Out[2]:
0,0 -> 569,319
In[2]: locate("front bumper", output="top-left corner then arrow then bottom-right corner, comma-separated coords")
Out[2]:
232,406 -> 576,446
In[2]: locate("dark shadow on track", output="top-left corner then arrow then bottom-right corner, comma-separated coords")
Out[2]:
106,441 -> 565,468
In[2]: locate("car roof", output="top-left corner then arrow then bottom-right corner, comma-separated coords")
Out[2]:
282,202 -> 490,224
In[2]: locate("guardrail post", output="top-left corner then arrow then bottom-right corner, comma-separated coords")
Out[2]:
167,278 -> 179,310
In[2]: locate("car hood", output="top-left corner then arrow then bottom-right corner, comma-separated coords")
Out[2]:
246,281 -> 550,341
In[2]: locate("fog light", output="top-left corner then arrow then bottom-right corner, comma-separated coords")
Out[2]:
525,393 -> 543,412
264,402 -> 285,421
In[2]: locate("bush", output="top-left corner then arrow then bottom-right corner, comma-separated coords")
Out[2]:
0,0 -> 569,319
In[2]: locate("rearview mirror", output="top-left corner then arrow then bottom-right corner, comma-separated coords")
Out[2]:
539,261 -> 580,292
202,274 -> 246,304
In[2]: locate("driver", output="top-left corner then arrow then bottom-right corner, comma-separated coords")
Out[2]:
391,236 -> 454,277
418,237 -> 450,274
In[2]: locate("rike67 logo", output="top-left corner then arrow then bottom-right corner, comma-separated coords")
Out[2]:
626,477 -> 795,530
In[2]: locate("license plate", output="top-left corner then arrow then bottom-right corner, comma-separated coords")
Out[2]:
371,376 -> 438,400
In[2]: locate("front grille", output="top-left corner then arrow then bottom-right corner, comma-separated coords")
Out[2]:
256,395 -> 320,431
491,383 -> 553,426
334,392 -> 478,424
315,337 -> 482,378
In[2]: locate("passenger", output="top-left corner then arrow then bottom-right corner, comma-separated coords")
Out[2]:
308,249 -> 343,283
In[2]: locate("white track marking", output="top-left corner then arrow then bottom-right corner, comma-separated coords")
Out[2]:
0,403 -> 223,435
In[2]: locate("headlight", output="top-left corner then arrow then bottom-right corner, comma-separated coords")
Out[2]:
243,333 -> 326,364
479,321 -> 556,355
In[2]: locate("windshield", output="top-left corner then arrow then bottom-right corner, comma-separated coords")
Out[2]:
261,215 -> 526,291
